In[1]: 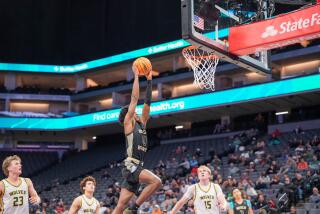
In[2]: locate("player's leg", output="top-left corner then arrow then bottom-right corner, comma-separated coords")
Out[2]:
112,188 -> 135,214
135,169 -> 162,206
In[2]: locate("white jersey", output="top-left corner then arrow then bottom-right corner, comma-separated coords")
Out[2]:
78,195 -> 98,214
1,177 -> 29,214
183,182 -> 226,214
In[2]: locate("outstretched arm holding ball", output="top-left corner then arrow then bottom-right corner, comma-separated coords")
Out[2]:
141,69 -> 152,126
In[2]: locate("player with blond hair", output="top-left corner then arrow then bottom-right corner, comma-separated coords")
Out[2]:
68,176 -> 100,214
0,155 -> 40,214
171,165 -> 227,214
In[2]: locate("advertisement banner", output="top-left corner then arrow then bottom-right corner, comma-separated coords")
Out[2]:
0,74 -> 319,130
229,4 -> 320,56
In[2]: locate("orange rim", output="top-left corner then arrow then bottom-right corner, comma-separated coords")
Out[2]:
182,46 -> 219,60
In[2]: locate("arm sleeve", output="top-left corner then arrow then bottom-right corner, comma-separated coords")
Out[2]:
144,80 -> 152,105
229,201 -> 234,209
183,185 -> 195,200
246,200 -> 252,208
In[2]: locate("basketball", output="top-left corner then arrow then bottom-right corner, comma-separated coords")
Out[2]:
133,57 -> 152,76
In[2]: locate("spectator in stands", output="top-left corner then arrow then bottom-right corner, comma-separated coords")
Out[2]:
211,155 -> 221,167
240,148 -> 251,165
228,153 -> 240,164
297,158 -> 309,171
269,131 -> 280,145
295,144 -> 305,154
309,187 -> 320,204
279,155 -> 297,175
270,175 -> 280,185
55,200 -> 65,214
157,160 -> 166,169
189,156 -> 199,169
266,164 -> 277,175
245,162 -> 256,173
311,135 -> 320,146
309,155 -> 320,170
222,176 -> 238,192
253,194 -> 268,213
292,173 -> 305,202
151,204 -> 162,214
195,148 -> 202,157
172,157 -> 180,169
179,157 -> 190,173
278,177 -> 296,207
255,172 -> 270,189
229,163 -> 240,177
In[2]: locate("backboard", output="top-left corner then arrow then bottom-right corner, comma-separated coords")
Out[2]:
181,0 -> 272,75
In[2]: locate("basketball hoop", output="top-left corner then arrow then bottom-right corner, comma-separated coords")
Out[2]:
182,46 -> 219,91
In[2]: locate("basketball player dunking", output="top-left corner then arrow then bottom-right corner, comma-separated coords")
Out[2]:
112,61 -> 162,214
171,165 -> 227,214
69,176 -> 100,214
0,155 -> 41,214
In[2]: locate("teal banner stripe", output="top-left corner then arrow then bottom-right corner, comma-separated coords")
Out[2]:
0,74 -> 319,130
0,28 -> 232,73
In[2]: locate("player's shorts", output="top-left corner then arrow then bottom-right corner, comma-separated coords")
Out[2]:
121,164 -> 144,194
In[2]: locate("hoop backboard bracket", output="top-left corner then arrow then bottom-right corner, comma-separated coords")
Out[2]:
181,0 -> 271,75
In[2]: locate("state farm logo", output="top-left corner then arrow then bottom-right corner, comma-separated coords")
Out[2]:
261,12 -> 320,39
262,26 -> 278,38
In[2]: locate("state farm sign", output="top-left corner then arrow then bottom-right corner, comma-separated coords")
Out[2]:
229,4 -> 320,56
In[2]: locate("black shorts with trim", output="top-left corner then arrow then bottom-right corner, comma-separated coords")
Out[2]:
121,165 -> 144,194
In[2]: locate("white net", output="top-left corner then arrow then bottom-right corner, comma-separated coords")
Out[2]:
182,46 -> 219,91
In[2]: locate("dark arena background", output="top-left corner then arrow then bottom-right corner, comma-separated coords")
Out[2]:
0,0 -> 320,213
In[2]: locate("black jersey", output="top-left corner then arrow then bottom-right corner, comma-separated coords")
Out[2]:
230,200 -> 252,214
125,121 -> 148,162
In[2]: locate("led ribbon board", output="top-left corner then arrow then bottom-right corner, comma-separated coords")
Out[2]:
0,29 -> 230,73
0,74 -> 319,130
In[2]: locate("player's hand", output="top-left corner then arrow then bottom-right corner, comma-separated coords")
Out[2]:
146,70 -> 152,80
29,196 -> 40,205
132,65 -> 139,77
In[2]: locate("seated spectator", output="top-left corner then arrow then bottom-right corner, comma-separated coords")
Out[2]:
256,172 -> 270,189
278,177 -> 297,207
269,132 -> 280,145
222,176 -> 237,192
297,158 -> 309,171
245,162 -> 256,173
229,163 -> 240,177
295,144 -> 305,155
253,194 -> 268,212
55,200 -> 65,214
311,135 -> 320,146
309,187 -> 320,204
309,155 -> 320,170
195,148 -> 202,157
152,204 -> 162,214
292,173 -> 305,202
179,158 -> 190,172
189,156 -> 199,168
157,160 -> 166,169
228,153 -> 240,164
270,175 -> 280,185
266,164 -> 277,175
175,146 -> 182,155
211,155 -> 221,167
